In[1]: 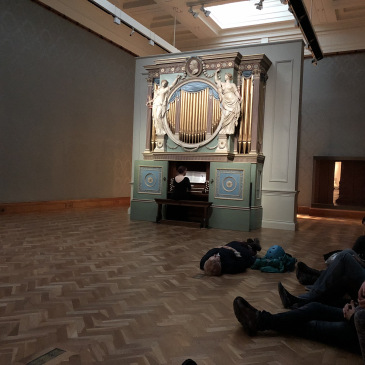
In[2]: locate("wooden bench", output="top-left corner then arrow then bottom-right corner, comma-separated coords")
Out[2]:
155,199 -> 212,228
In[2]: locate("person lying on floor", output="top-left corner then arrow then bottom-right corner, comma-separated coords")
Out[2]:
200,238 -> 261,276
296,235 -> 365,286
278,245 -> 365,309
233,294 -> 361,355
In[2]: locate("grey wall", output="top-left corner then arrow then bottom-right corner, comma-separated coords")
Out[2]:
0,0 -> 135,203
298,53 -> 365,207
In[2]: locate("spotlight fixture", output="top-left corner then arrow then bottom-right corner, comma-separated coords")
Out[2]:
188,6 -> 199,18
113,16 -> 121,25
255,0 -> 263,10
200,5 -> 211,17
130,27 -> 135,36
148,39 -> 155,46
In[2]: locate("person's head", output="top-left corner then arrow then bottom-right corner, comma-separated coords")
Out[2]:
189,60 -> 198,70
177,165 -> 187,175
352,235 -> 365,260
225,73 -> 233,81
204,254 -> 222,276
161,80 -> 168,87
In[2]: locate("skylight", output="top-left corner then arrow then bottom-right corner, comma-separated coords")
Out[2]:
206,0 -> 295,29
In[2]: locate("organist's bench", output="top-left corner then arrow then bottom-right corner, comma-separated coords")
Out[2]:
154,199 -> 212,228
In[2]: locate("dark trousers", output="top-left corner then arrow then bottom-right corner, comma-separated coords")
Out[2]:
299,249 -> 365,304
259,302 -> 360,353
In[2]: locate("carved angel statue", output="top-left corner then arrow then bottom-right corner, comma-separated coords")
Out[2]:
214,69 -> 241,135
146,75 -> 181,135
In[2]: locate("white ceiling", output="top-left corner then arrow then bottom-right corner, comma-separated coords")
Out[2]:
37,0 -> 365,57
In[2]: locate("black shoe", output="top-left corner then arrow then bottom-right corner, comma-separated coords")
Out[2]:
247,238 -> 262,253
296,262 -> 321,286
233,296 -> 259,336
297,261 -> 321,276
278,282 -> 308,309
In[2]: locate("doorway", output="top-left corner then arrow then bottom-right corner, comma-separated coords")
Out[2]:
312,157 -> 365,210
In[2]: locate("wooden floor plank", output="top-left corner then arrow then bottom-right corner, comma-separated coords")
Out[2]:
0,208 -> 363,364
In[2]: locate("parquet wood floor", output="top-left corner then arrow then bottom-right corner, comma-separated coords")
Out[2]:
0,208 -> 364,365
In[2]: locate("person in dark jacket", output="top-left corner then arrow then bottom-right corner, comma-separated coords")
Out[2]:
169,165 -> 192,221
171,165 -> 191,200
200,238 -> 261,276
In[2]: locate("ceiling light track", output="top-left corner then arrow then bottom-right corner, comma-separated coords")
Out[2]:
87,0 -> 179,53
286,0 -> 323,62
186,0 -> 221,7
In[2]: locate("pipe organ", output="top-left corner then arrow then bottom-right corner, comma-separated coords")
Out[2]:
166,86 -> 221,144
131,52 -> 271,231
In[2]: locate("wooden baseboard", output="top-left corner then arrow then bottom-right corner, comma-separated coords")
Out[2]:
298,206 -> 365,220
297,206 -> 311,215
0,197 -> 130,214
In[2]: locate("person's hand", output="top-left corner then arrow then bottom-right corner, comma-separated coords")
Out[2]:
358,281 -> 365,308
146,97 -> 153,106
343,300 -> 356,320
